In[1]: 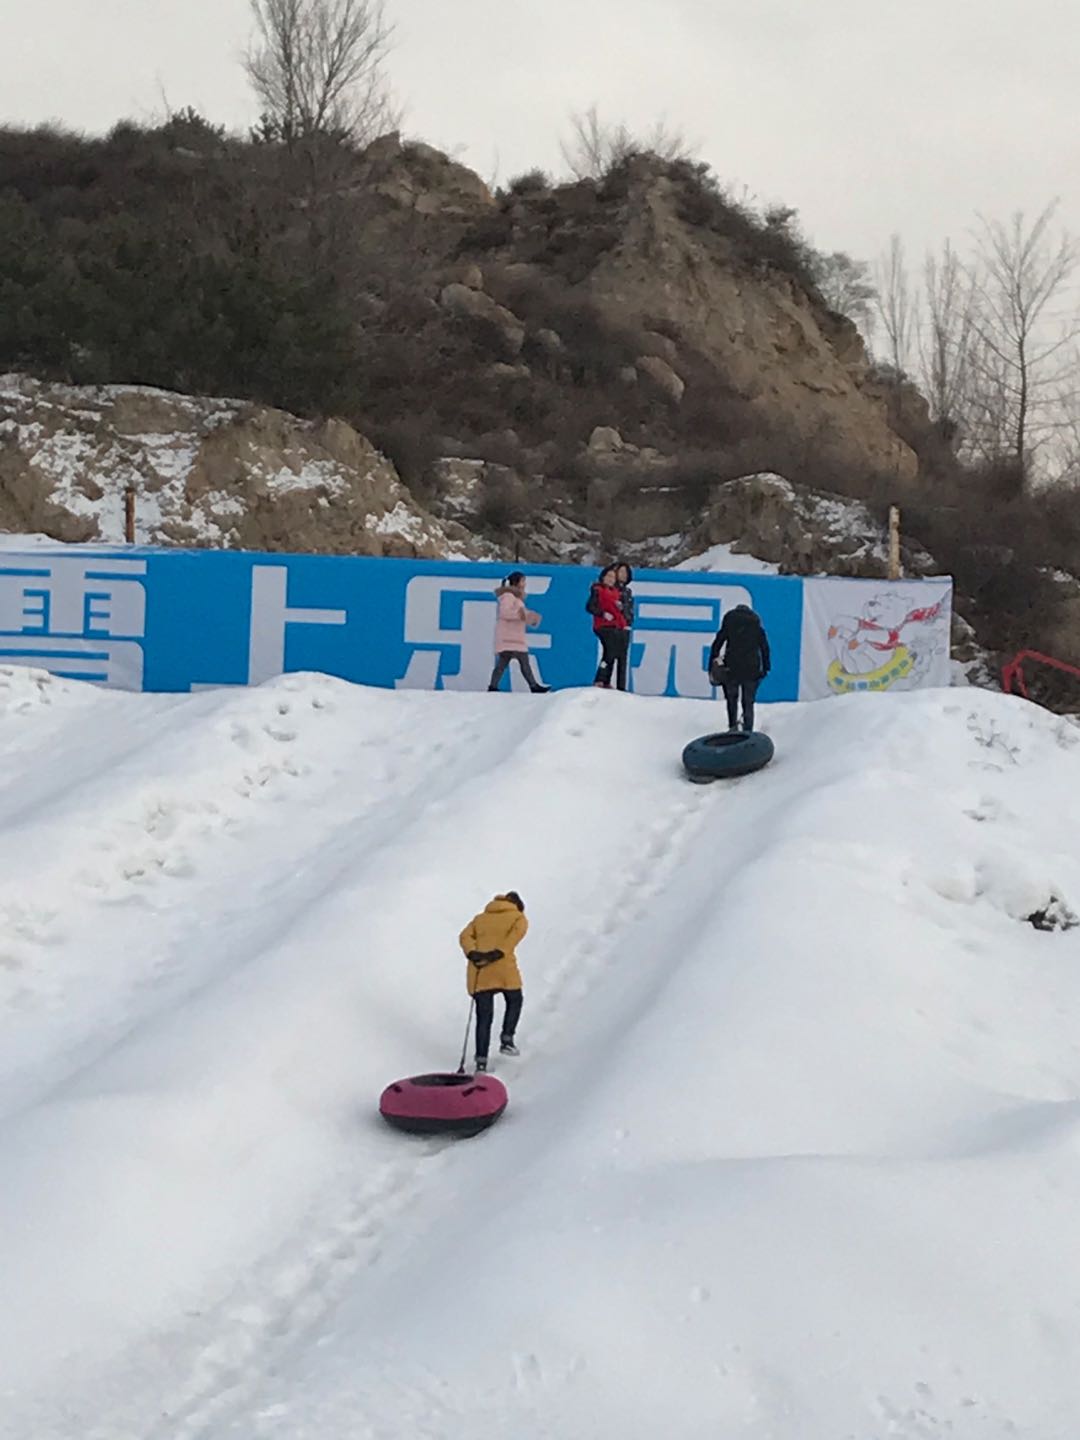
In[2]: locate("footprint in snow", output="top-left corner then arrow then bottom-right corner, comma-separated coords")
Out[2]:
965,796 -> 1004,823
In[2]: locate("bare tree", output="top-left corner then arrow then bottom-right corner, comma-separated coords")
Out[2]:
812,250 -> 876,337
1056,392 -> 1080,484
559,104 -> 695,180
917,240 -> 976,446
965,202 -> 1080,476
245,0 -> 397,146
874,234 -> 917,376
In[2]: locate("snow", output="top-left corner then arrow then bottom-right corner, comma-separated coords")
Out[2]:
0,376 -> 463,553
0,532 -> 78,549
641,530 -> 686,563
676,540 -> 779,574
2,672 -> 1080,1439
368,498 -> 431,542
260,459 -> 350,499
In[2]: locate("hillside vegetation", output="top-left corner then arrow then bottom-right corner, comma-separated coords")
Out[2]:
1,114 -> 1078,681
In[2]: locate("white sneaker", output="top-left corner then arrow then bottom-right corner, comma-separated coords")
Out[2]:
499,1040 -> 520,1057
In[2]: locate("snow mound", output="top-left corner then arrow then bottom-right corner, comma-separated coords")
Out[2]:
1,681 -> 1079,1440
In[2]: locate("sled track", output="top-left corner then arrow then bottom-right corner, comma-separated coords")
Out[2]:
0,688 -> 571,1440
128,744 -> 720,1440
0,683 -> 544,1117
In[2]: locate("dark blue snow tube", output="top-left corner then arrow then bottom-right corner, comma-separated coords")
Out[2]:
682,730 -> 775,782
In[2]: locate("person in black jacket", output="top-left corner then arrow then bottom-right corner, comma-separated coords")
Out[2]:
614,562 -> 635,689
707,604 -> 770,732
615,562 -> 635,628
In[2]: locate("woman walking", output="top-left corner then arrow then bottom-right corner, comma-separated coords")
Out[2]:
488,571 -> 551,693
459,891 -> 529,1072
586,564 -> 631,690
707,603 -> 771,732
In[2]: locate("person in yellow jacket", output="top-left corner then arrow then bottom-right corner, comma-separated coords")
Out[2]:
459,890 -> 528,1072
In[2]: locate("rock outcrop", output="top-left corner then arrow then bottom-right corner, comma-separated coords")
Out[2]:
634,354 -> 685,406
438,284 -> 526,358
470,154 -> 919,485
0,376 -> 479,558
584,164 -> 916,481
359,133 -> 495,217
669,472 -> 935,578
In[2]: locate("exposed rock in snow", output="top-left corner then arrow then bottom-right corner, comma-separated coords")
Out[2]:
0,375 -> 480,558
667,471 -> 936,578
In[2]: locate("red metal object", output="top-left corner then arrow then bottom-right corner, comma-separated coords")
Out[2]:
1001,650 -> 1080,700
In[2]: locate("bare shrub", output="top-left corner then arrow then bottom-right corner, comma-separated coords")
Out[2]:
665,166 -> 822,295
475,468 -> 533,533
368,417 -> 442,501
559,105 -> 695,181
504,169 -> 550,196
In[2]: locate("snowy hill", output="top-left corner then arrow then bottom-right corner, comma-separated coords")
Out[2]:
2,670 -> 1079,1440
0,375 -> 478,557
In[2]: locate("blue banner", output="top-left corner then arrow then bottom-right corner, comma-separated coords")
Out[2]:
0,549 -> 806,700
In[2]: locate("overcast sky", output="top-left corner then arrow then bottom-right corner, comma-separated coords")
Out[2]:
4,0 -> 1079,267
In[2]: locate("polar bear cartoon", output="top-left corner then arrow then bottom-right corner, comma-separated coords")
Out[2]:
827,592 -> 944,689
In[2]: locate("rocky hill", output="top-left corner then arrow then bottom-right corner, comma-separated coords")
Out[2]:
344,137 -> 919,497
0,371 -> 996,686
1,121 -> 1077,700
0,374 -> 477,557
0,124 -> 918,511
0,371 -> 909,568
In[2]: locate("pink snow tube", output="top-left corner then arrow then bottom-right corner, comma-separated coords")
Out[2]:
379,1071 -> 509,1137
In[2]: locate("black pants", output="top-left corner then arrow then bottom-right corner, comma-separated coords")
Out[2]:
474,988 -> 523,1060
489,651 -> 541,691
722,676 -> 759,731
594,629 -> 630,690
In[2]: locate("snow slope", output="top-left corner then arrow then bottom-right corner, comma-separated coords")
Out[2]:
2,671 -> 1079,1440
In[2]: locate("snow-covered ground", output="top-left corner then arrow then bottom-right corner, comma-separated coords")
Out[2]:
2,671 -> 1079,1440
0,532 -> 74,549
675,539 -> 779,574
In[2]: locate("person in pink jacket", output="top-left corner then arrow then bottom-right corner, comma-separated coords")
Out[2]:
488,571 -> 551,693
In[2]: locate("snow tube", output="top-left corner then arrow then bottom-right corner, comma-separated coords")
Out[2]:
379,1071 -> 508,1138
682,730 -> 775,782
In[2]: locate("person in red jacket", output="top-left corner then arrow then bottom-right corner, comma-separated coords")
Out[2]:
586,565 -> 631,690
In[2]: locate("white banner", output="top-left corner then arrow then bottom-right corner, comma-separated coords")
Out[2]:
798,577 -> 953,701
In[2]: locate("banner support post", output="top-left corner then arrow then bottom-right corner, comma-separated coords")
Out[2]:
888,506 -> 902,580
